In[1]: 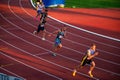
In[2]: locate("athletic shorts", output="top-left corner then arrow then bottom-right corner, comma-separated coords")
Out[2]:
37,25 -> 44,33
80,56 -> 92,66
37,10 -> 42,15
55,38 -> 61,47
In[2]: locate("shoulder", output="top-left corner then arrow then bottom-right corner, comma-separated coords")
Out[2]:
87,49 -> 91,53
36,2 -> 39,5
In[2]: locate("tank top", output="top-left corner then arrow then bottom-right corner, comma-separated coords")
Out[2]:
88,49 -> 95,55
37,4 -> 44,11
56,31 -> 64,39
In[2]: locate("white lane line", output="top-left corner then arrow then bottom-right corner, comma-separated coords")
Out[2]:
0,51 -> 62,80
18,0 -> 120,58
47,23 -> 120,57
10,0 -> 120,58
48,16 -> 120,42
1,11 -> 119,74
0,39 -> 99,80
47,22 -> 120,49
1,20 -> 119,66
30,0 -> 120,42
1,0 -> 119,75
1,26 -> 120,76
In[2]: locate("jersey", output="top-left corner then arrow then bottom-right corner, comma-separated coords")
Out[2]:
54,31 -> 65,46
40,12 -> 48,24
37,4 -> 44,11
87,49 -> 95,55
56,31 -> 65,39
81,49 -> 95,66
40,24 -> 44,27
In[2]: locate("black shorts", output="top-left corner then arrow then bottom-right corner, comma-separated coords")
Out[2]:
40,12 -> 47,24
37,25 -> 44,33
81,56 -> 92,66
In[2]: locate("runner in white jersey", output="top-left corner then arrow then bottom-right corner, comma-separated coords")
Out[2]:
36,1 -> 45,19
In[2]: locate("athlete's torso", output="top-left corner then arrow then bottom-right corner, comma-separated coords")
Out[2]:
56,31 -> 65,39
88,49 -> 95,55
37,4 -> 44,11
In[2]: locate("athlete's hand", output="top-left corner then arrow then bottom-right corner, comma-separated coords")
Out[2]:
48,34 -> 51,37
94,52 -> 99,56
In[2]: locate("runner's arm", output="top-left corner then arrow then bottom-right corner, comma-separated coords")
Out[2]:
87,50 -> 98,60
48,30 -> 59,36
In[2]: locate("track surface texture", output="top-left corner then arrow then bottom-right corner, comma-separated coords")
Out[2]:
0,0 -> 120,80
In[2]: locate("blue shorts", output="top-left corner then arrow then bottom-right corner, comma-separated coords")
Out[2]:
37,10 -> 42,15
55,38 -> 61,47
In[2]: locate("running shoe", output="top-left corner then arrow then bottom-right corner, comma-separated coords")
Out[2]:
88,71 -> 93,78
33,31 -> 37,34
72,69 -> 77,76
52,53 -> 56,56
42,37 -> 45,40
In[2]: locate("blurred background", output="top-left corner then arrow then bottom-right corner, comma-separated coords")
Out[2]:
31,0 -> 120,8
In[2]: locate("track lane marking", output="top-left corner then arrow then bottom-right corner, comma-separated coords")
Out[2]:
0,26 -> 120,76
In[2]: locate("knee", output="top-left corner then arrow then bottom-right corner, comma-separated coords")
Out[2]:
92,61 -> 95,67
59,44 -> 62,48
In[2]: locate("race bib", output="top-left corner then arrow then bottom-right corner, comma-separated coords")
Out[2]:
59,35 -> 63,38
41,25 -> 44,27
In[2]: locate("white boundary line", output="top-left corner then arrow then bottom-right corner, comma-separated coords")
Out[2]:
1,12 -> 119,66
0,26 -> 120,76
47,23 -> 120,56
29,0 -> 120,42
1,24 -> 120,76
18,0 -> 120,58
48,16 -> 120,42
23,0 -> 120,50
15,1 -> 120,65
0,0 -> 118,77
30,0 -> 36,8
2,0 -> 120,69
0,38 -> 99,80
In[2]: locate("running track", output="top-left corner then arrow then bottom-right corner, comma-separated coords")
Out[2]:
0,0 -> 120,80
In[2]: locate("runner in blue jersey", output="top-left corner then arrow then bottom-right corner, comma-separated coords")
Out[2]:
48,27 -> 67,56
72,44 -> 99,78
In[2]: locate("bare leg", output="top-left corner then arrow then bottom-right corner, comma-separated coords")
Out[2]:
88,61 -> 95,78
55,44 -> 62,51
72,56 -> 87,76
72,64 -> 83,76
42,30 -> 46,40
52,44 -> 62,56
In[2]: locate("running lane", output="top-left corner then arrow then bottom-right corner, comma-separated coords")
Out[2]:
0,0 -> 120,80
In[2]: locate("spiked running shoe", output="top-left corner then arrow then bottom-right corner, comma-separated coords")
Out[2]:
72,69 -> 77,76
88,71 -> 93,78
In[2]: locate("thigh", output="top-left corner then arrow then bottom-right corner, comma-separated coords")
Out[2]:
58,43 -> 62,48
41,27 -> 44,31
37,25 -> 41,32
80,55 -> 87,66
55,38 -> 61,47
37,10 -> 42,14
91,61 -> 95,66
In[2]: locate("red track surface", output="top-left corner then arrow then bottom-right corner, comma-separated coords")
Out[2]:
0,0 -> 120,80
